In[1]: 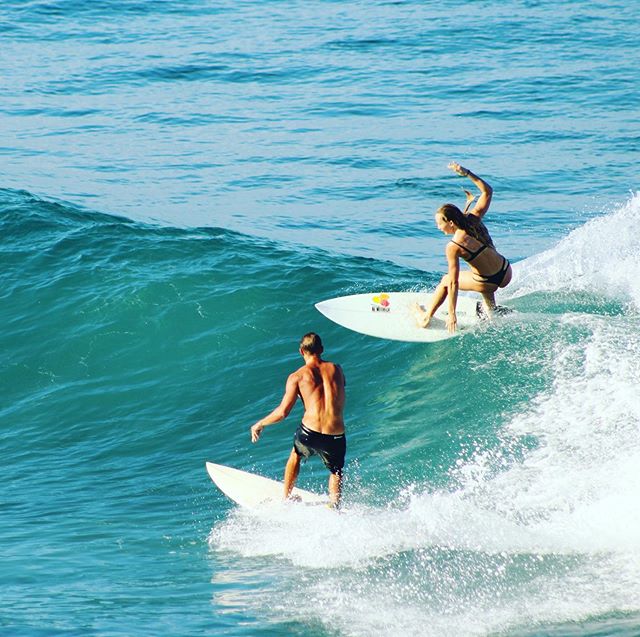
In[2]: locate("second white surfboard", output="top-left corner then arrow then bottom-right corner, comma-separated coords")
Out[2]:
315,291 -> 482,343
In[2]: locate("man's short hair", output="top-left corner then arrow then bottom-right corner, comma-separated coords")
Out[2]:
300,332 -> 323,355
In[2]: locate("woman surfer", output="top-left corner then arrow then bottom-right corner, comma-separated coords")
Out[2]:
415,162 -> 512,333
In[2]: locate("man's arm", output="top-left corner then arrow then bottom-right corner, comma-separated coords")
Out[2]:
250,373 -> 299,443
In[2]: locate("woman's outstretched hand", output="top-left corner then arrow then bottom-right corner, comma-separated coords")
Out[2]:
448,161 -> 469,177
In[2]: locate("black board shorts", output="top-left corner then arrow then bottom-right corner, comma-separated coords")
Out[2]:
293,423 -> 346,475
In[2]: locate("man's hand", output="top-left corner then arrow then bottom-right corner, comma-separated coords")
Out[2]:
447,313 -> 458,334
251,422 -> 264,443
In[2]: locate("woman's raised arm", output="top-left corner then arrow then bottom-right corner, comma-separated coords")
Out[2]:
448,162 -> 492,218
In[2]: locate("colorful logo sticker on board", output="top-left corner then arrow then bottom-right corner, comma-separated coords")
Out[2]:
371,293 -> 391,312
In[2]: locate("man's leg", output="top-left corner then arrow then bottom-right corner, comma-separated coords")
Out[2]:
283,448 -> 301,500
328,471 -> 342,507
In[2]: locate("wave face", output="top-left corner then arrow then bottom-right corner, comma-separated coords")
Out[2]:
3,188 -> 640,636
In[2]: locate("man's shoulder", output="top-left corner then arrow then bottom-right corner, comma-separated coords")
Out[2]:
293,360 -> 343,378
288,367 -> 305,381
290,364 -> 315,380
321,360 -> 345,380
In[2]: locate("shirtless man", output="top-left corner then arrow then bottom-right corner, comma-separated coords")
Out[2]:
250,333 -> 346,507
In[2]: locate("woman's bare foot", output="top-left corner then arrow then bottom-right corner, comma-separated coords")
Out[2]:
414,303 -> 431,328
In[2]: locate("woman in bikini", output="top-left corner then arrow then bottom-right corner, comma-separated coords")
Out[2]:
415,161 -> 512,333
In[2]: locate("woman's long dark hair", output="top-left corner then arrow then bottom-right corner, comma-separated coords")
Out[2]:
437,203 -> 494,248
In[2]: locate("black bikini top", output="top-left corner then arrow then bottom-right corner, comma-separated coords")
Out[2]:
450,239 -> 488,263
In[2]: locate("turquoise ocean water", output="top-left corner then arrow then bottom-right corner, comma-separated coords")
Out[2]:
2,1 -> 640,635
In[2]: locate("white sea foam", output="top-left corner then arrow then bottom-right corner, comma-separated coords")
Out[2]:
509,191 -> 640,309
209,312 -> 640,635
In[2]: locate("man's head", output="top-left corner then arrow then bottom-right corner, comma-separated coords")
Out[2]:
299,332 -> 323,356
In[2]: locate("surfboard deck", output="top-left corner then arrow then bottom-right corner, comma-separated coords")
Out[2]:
205,461 -> 328,509
315,291 -> 482,342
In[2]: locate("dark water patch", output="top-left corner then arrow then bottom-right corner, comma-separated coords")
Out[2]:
135,63 -> 323,86
38,59 -> 325,96
226,174 -> 300,190
394,178 -> 447,198
0,107 -> 100,118
324,37 -> 407,52
372,219 -> 431,238
306,180 -> 408,202
11,0 -> 213,20
133,111 -> 250,126
306,101 -> 399,117
323,156 -> 391,170
456,109 -> 539,121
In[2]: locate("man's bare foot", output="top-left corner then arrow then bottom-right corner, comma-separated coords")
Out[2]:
413,303 -> 431,329
285,493 -> 302,503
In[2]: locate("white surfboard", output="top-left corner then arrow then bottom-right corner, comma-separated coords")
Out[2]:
315,291 -> 481,342
205,461 -> 327,509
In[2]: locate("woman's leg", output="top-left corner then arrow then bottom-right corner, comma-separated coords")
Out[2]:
457,271 -> 498,314
416,267 -> 510,328
481,291 -> 497,311
415,273 -> 450,327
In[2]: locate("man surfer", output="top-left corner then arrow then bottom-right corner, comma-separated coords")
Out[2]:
250,333 -> 347,507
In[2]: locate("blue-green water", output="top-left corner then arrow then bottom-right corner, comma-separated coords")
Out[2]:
2,2 -> 640,636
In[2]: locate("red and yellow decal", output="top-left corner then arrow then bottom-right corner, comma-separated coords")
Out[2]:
371,293 -> 391,312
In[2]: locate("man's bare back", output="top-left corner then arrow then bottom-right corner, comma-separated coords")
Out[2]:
293,360 -> 345,435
